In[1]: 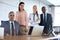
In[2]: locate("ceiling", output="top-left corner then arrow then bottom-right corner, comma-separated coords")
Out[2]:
0,0 -> 59,7
47,0 -> 60,5
40,0 -> 54,6
40,0 -> 60,6
0,0 -> 19,7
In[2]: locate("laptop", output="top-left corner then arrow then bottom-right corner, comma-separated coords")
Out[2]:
31,25 -> 44,36
0,27 -> 4,39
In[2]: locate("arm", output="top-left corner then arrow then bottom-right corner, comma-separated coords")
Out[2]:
49,14 -> 52,25
15,12 -> 19,22
25,12 -> 28,32
25,12 -> 28,27
48,14 -> 53,31
29,14 -> 33,24
39,14 -> 42,25
35,14 -> 40,24
51,14 -> 52,24
18,26 -> 24,35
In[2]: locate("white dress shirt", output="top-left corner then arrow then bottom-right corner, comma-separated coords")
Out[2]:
9,21 -> 15,35
29,13 -> 40,26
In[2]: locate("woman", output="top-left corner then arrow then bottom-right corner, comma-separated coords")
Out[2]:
16,2 -> 28,34
28,5 -> 40,35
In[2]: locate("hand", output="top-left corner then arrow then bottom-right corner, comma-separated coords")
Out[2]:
25,28 -> 28,32
6,34 -> 10,36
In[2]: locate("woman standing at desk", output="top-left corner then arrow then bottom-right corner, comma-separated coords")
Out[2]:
16,2 -> 28,34
28,5 -> 40,35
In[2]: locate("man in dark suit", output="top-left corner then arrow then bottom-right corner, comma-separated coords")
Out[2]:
1,11 -> 23,36
39,6 -> 56,36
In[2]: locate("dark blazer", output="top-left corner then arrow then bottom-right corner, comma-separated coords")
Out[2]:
39,13 -> 52,34
1,21 -> 23,36
39,13 -> 52,26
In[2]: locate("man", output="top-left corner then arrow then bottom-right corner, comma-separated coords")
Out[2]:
39,6 -> 56,36
1,11 -> 23,36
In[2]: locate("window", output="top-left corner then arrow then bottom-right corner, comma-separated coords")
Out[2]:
53,7 -> 60,26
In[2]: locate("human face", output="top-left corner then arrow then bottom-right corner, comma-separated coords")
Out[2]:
33,5 -> 37,14
42,7 -> 46,13
9,13 -> 14,21
19,4 -> 24,11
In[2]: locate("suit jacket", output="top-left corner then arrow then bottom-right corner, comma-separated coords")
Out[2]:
39,13 -> 52,26
39,13 -> 53,34
1,21 -> 23,36
39,13 -> 53,33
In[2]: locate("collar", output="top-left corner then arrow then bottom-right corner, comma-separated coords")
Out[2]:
9,21 -> 14,24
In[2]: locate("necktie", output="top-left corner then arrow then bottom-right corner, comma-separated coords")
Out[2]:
11,23 -> 14,36
44,13 -> 47,22
33,14 -> 35,22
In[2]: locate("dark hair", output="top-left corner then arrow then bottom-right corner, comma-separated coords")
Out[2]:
18,2 -> 24,11
9,11 -> 14,15
41,6 -> 46,10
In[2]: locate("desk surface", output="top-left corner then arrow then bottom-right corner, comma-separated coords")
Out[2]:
2,35 -> 28,40
31,35 -> 60,40
0,35 -> 60,40
0,35 -> 50,40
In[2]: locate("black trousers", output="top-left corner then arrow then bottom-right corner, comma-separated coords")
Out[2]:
43,25 -> 48,34
28,26 -> 33,35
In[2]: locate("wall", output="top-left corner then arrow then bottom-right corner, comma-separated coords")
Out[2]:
20,0 -> 40,17
0,0 -> 19,21
0,0 -> 50,21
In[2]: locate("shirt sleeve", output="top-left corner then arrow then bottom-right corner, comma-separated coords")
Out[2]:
29,14 -> 32,23
25,11 -> 28,27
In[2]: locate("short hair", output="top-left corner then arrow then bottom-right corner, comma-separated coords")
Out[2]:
9,11 -> 14,15
41,6 -> 46,10
18,2 -> 24,11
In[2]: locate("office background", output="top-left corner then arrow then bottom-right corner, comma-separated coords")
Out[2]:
0,0 -> 51,20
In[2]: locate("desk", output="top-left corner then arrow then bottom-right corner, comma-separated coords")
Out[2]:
1,35 -> 28,40
31,35 -> 60,40
1,35 -> 60,40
